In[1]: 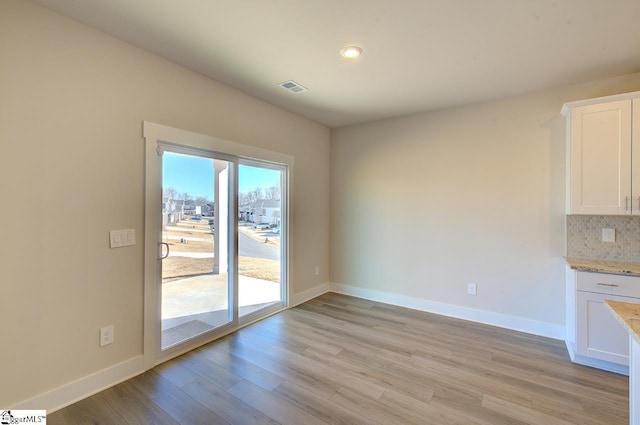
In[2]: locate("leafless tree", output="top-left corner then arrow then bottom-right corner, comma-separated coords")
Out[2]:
239,186 -> 280,204
194,196 -> 209,206
265,186 -> 281,200
238,192 -> 251,206
242,188 -> 263,204
163,186 -> 178,200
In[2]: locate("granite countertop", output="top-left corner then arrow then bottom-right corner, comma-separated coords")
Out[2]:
565,257 -> 640,277
605,300 -> 640,345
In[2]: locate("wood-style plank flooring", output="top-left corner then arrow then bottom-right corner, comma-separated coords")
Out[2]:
49,293 -> 629,424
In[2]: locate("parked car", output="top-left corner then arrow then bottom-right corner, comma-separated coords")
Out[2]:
190,216 -> 201,221
252,222 -> 270,230
208,219 -> 214,225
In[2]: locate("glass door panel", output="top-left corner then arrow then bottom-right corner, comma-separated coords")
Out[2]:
160,152 -> 233,350
238,163 -> 285,319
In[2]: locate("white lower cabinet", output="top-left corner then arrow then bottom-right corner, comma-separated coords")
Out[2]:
631,336 -> 640,425
567,270 -> 640,373
576,291 -> 634,365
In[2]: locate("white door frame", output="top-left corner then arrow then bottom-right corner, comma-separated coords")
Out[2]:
142,121 -> 292,370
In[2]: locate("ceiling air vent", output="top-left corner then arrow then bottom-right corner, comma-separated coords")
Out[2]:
279,80 -> 308,94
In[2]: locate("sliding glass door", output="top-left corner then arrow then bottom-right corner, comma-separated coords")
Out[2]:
143,122 -> 291,365
160,151 -> 235,351
238,162 -> 286,320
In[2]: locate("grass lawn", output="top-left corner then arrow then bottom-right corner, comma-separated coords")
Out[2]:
161,218 -> 280,283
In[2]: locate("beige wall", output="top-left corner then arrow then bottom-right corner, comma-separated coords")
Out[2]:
330,73 -> 640,328
5,0 -> 640,410
0,0 -> 329,407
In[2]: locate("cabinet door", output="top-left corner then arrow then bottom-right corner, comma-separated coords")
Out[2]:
576,291 -> 635,365
569,100 -> 632,214
631,337 -> 640,423
633,98 -> 640,215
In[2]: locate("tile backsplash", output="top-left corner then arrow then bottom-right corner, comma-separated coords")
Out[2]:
567,215 -> 640,262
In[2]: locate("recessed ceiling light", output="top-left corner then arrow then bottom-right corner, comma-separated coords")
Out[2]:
340,45 -> 362,60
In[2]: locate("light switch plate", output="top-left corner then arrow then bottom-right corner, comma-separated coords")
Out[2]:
110,229 -> 136,248
602,228 -> 616,243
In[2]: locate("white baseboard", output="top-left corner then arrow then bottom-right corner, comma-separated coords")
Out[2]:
565,338 -> 628,375
14,282 -> 565,413
290,282 -> 330,306
330,282 -> 565,340
565,340 -> 576,361
13,355 -> 144,413
570,353 -> 629,375
11,284 -> 331,414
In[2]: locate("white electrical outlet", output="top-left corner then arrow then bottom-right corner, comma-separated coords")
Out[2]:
602,228 -> 616,243
314,265 -> 320,276
467,283 -> 477,296
100,325 -> 114,347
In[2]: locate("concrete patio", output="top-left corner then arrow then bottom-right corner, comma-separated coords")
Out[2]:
161,273 -> 281,349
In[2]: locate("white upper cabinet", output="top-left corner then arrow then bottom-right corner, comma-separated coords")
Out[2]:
563,92 -> 640,215
633,98 -> 640,215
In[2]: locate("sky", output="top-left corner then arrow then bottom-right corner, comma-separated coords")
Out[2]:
163,152 -> 280,200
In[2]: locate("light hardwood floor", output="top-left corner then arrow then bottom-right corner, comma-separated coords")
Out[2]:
49,293 -> 629,424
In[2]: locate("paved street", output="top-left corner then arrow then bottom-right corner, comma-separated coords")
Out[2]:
239,232 -> 279,260
166,229 -> 279,260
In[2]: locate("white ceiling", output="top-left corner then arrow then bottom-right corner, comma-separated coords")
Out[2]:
32,0 -> 640,128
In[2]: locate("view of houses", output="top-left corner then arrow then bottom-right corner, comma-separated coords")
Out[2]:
239,199 -> 281,229
163,194 -> 281,229
162,197 -> 214,225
